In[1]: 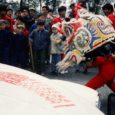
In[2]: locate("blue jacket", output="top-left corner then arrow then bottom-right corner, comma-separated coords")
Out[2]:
29,23 -> 37,33
29,29 -> 50,50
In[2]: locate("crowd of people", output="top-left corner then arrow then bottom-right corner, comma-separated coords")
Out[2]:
0,0 -> 115,79
0,4 -> 66,75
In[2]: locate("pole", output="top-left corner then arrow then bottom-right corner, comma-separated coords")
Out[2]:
29,41 -> 35,72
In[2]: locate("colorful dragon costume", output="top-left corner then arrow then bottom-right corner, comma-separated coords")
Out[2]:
57,8 -> 115,72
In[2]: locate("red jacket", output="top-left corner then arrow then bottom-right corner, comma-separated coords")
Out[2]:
74,2 -> 86,19
52,17 -> 63,25
23,28 -> 29,38
87,56 -> 115,81
0,16 -> 14,31
108,13 -> 115,30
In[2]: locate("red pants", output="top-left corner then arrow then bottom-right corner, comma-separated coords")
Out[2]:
85,74 -> 115,92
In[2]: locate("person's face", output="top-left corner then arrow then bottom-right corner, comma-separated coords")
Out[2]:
37,25 -> 44,30
7,10 -> 13,17
36,16 -> 45,23
52,27 -> 58,33
0,10 -> 7,17
23,10 -> 29,16
15,11 -> 21,17
30,10 -> 36,16
16,27 -> 24,33
15,19 -> 22,25
103,9 -> 112,16
42,8 -> 48,16
59,11 -> 66,18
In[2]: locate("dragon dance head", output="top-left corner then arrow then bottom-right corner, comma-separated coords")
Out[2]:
57,8 -> 115,72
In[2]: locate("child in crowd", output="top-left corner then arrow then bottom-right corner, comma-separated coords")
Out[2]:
102,3 -> 115,29
14,16 -> 29,37
50,24 -> 63,75
29,20 -> 50,74
11,24 -> 28,68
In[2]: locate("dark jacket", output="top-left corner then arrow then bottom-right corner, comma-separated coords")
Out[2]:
0,29 -> 13,47
29,29 -> 50,50
11,33 -> 28,52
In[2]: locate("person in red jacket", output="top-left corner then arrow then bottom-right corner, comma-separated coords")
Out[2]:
14,16 -> 29,38
52,6 -> 66,25
0,5 -> 14,31
85,54 -> 115,92
102,3 -> 115,30
71,0 -> 87,19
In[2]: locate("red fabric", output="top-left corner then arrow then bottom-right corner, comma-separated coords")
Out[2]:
85,74 -> 105,89
85,56 -> 115,92
6,16 -> 14,25
23,28 -> 29,38
51,17 -> 64,34
108,13 -> 115,30
0,16 -> 14,31
68,22 -> 83,45
74,2 -> 86,19
52,17 -> 63,25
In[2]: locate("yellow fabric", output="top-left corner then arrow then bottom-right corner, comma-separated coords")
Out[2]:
89,16 -> 115,47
